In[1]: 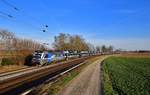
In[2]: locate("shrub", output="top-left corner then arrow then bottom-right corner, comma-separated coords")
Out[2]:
1,58 -> 15,66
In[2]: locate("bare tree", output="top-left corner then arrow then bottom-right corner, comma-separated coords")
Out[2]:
101,45 -> 107,53
87,43 -> 95,51
96,46 -> 101,53
53,33 -> 71,51
53,33 -> 89,52
0,29 -> 15,50
71,35 -> 85,51
108,45 -> 113,53
0,29 -> 47,65
101,45 -> 114,54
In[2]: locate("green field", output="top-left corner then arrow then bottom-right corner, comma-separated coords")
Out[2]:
102,57 -> 150,95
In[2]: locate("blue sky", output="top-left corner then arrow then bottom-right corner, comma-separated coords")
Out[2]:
0,0 -> 150,50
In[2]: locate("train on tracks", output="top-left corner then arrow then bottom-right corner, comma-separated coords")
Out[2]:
31,50 -> 97,65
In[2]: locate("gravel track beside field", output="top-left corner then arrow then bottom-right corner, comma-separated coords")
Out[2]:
59,56 -> 107,95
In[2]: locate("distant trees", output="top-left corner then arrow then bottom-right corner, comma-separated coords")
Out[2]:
108,45 -> 113,53
53,33 -> 70,51
0,30 -> 114,54
0,29 -> 47,65
70,35 -> 89,51
87,43 -> 96,52
101,45 -> 107,53
53,33 -> 115,54
0,30 -> 15,50
96,46 -> 101,53
0,29 -> 46,51
12,38 -> 45,50
100,45 -> 114,53
0,29 -> 116,65
53,33 -> 90,52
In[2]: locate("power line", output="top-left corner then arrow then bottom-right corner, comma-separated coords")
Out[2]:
40,0 -> 61,32
0,11 -> 43,31
0,14 -> 12,21
0,11 -> 13,18
0,0 -> 49,32
1,0 -> 19,11
1,0 -> 40,23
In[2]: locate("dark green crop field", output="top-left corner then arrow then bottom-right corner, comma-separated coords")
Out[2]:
102,57 -> 150,95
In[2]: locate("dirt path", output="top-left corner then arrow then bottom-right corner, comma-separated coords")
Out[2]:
58,56 -> 107,95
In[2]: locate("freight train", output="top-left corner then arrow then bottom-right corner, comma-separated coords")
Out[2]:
31,50 -> 93,65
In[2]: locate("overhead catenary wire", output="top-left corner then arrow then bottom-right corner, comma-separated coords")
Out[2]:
0,11 -> 13,18
40,0 -> 62,32
0,0 -> 48,32
0,14 -> 11,21
0,0 -> 19,11
0,11 -> 44,31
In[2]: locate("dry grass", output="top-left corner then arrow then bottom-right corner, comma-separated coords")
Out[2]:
0,50 -> 33,57
0,65 -> 28,73
0,50 -> 33,65
117,53 -> 150,58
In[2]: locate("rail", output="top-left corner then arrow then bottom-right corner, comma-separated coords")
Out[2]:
0,56 -> 93,94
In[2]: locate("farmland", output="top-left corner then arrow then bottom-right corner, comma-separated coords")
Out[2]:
102,56 -> 150,95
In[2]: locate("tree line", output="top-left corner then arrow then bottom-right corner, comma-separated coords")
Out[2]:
0,29 -> 46,51
53,33 -> 114,53
0,29 -> 114,53
53,33 -> 89,52
0,29 -> 46,65
0,29 -> 114,65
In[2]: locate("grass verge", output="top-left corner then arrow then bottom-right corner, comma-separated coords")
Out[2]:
102,61 -> 118,95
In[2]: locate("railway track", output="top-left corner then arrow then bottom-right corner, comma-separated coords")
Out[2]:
0,67 -> 38,77
0,66 -> 29,75
0,57 -> 86,78
0,56 -> 93,95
